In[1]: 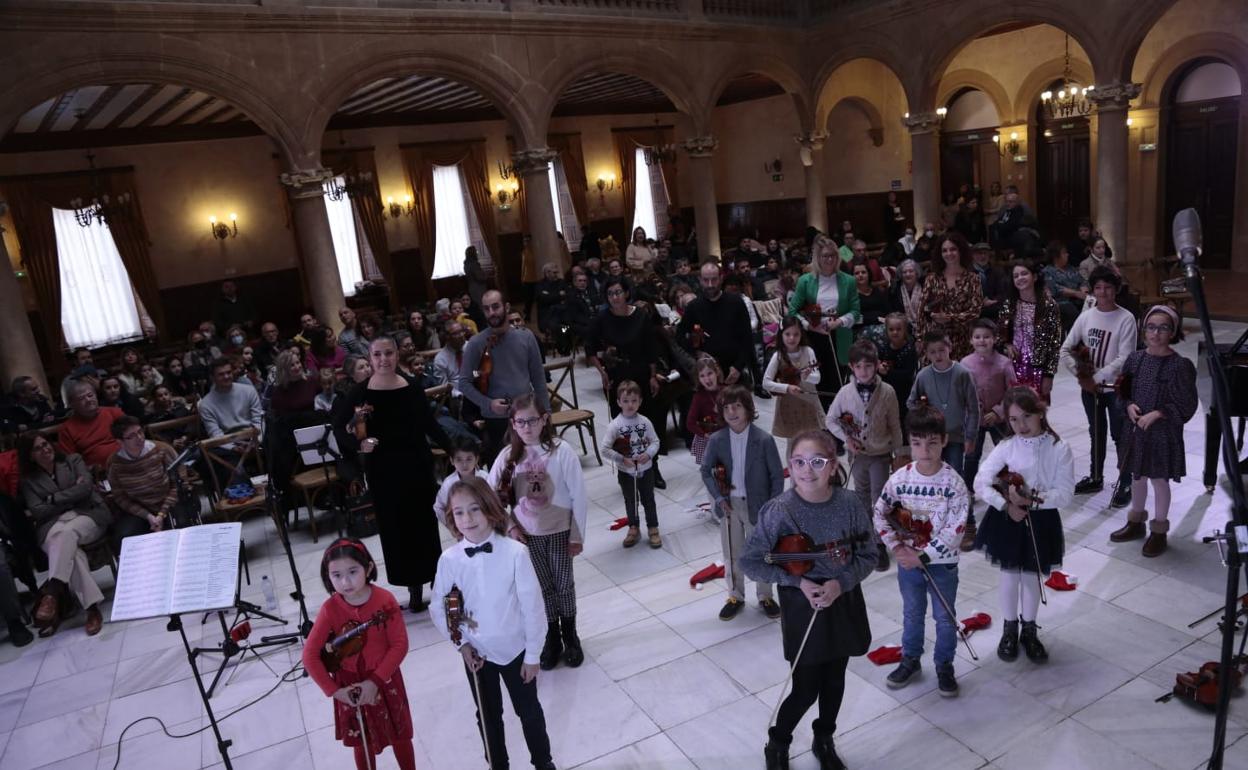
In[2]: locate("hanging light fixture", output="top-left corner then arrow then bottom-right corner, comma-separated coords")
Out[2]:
69,151 -> 132,228
326,133 -> 376,202
1040,35 -> 1093,119
642,116 -> 678,166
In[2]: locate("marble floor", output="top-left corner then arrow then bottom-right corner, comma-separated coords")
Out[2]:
4,319 -> 1248,770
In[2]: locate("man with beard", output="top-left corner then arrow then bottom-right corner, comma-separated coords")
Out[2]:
458,290 -> 549,462
677,262 -> 753,389
252,321 -> 285,374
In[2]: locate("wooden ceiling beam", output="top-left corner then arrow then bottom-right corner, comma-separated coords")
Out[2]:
135,87 -> 194,127
70,85 -> 124,131
171,95 -> 218,125
36,90 -> 76,133
104,84 -> 163,129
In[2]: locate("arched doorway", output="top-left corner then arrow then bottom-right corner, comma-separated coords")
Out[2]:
939,88 -> 1002,204
1034,80 -> 1091,243
1162,59 -> 1241,268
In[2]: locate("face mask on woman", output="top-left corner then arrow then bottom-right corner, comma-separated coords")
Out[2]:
230,334 -> 244,346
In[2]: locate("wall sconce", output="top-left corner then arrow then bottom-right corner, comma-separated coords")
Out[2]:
936,107 -> 948,117
209,213 -> 238,240
595,173 -> 616,206
764,158 -> 783,181
1126,117 -> 1134,127
993,132 -> 1021,156
495,182 -> 519,211
386,195 -> 414,219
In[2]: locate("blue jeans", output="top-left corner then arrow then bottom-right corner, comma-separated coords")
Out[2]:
898,563 -> 960,666
941,442 -> 973,526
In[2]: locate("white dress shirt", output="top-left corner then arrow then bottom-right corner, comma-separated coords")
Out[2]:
728,426 -> 749,497
430,531 -> 547,666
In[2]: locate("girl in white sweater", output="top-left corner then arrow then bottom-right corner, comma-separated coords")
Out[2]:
762,317 -> 825,439
973,386 -> 1075,663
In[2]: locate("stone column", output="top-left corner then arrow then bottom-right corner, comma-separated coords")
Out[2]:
903,111 -> 943,232
682,135 -> 720,261
514,147 -> 561,283
1089,82 -> 1142,265
279,168 -> 346,332
0,207 -> 48,395
795,130 -> 828,233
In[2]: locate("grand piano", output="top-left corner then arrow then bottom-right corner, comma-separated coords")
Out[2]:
1199,327 -> 1248,490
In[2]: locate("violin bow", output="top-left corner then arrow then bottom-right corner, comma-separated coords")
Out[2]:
1024,495 -> 1047,606
767,608 -> 821,731
448,585 -> 495,770
919,563 -> 979,661
355,703 -> 374,770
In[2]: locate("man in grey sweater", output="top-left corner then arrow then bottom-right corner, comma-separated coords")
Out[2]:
199,358 -> 264,447
458,290 -> 549,462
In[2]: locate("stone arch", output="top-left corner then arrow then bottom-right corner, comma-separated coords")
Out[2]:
1139,32 -> 1248,108
936,69 -> 1012,126
703,54 -> 814,133
826,96 -> 885,147
813,55 -> 909,133
812,41 -> 910,128
538,51 -> 701,131
301,50 -> 541,164
1013,56 -> 1096,123
0,51 -> 301,163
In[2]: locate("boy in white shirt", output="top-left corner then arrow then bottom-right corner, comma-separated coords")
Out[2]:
433,436 -> 490,532
601,380 -> 662,549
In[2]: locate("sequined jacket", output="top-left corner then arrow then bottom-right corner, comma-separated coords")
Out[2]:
998,293 -> 1062,377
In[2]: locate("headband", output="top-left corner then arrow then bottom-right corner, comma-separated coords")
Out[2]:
326,538 -> 370,559
1144,304 -> 1181,333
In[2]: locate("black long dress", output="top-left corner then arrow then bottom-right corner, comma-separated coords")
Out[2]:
338,380 -> 450,587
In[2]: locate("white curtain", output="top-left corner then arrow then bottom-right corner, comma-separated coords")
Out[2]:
52,207 -> 142,348
631,147 -> 658,239
323,176 -> 364,296
458,166 -> 493,273
432,163 -> 472,280
549,159 -> 582,248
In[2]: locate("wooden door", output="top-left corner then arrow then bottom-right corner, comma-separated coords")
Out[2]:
1036,118 -> 1091,242
1164,97 -> 1239,268
939,143 -> 974,202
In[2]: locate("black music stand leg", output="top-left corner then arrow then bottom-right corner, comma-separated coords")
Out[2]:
170,614 -> 233,770
1205,409 -> 1222,492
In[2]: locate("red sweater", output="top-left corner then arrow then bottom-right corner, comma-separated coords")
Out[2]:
57,407 -> 124,469
686,389 -> 722,436
302,587 -> 407,695
0,450 -> 17,498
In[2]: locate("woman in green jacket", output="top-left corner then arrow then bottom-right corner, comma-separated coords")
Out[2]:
788,237 -> 861,409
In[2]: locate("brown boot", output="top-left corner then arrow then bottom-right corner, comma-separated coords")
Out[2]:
1109,511 -> 1147,543
1142,519 -> 1169,558
623,526 -> 641,548
84,605 -> 103,636
647,528 -> 662,549
960,519 -> 977,552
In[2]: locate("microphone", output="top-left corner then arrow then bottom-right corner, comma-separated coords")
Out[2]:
1172,208 -> 1202,266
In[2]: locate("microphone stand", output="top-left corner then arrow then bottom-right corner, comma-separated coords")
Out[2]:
263,412 -> 314,638
1181,238 -> 1248,770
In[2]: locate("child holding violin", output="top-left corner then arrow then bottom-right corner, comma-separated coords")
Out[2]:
686,355 -> 725,465
301,538 -> 414,770
872,403 -> 970,696
699,385 -> 785,622
740,429 -> 878,770
430,477 -> 556,770
601,380 -> 662,549
761,316 -> 825,440
972,386 -> 1075,663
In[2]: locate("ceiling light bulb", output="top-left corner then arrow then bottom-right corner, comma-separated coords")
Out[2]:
209,216 -> 217,224
229,213 -> 237,221
1010,132 -> 1018,140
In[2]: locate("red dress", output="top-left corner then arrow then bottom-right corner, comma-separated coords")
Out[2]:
686,389 -> 721,465
302,588 -> 412,753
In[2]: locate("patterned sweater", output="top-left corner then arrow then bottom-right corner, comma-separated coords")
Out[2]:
106,441 -> 178,520
601,413 -> 660,478
872,462 -> 969,565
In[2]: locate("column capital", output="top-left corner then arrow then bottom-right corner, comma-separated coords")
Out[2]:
512,147 -> 558,175
280,168 -> 334,199
1088,82 -> 1142,112
680,135 -> 718,158
902,111 -> 944,134
793,130 -> 828,152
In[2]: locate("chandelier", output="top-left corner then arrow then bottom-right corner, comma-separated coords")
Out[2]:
1041,35 -> 1093,119
642,116 -> 678,166
69,152 -> 132,228
326,133 -> 376,201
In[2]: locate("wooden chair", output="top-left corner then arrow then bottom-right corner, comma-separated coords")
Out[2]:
144,414 -> 202,447
424,383 -> 454,476
198,427 -> 268,524
544,357 -> 602,465
289,450 -> 339,544
81,534 -> 118,579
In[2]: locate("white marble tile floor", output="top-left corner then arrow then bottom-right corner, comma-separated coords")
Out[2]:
4,318 -> 1248,768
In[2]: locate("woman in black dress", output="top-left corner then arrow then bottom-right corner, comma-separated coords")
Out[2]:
335,336 -> 450,611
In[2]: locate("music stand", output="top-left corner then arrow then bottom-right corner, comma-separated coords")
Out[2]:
262,412 -> 315,638
293,423 -> 348,538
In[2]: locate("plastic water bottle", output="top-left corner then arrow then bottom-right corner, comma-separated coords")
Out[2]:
261,575 -> 277,610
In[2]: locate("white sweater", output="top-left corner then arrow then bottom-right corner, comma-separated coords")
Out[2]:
1059,305 -> 1137,385
601,413 -> 660,478
487,439 -> 589,543
973,433 -> 1075,512
432,468 -> 490,526
762,346 -> 821,395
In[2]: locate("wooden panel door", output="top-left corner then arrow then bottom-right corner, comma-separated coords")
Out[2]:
1165,97 -> 1239,268
1036,119 -> 1091,243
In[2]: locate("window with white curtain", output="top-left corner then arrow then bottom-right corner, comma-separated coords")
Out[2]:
631,147 -> 657,240
548,159 -> 582,248
52,207 -> 143,348
322,176 -> 364,296
431,163 -> 473,280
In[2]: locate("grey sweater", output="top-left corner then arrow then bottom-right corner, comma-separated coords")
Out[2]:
906,362 -> 981,445
457,327 -> 550,416
198,383 -> 265,442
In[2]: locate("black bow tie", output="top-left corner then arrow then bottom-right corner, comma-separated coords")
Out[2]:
465,542 -> 493,557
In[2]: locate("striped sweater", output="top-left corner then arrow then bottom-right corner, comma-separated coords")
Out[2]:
106,441 -> 178,520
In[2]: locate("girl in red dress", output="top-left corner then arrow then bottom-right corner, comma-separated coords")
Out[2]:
302,539 -> 415,770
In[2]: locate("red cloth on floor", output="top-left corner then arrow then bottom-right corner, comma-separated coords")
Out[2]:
1045,571 -> 1077,591
609,517 -> 630,531
690,563 -> 725,588
960,612 -> 992,634
867,646 -> 903,665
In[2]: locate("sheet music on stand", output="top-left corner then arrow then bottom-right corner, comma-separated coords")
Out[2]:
111,523 -> 242,622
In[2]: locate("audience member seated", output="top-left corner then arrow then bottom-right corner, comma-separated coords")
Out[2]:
18,435 -> 110,637
357,314 -> 381,350
106,416 -> 176,552
841,239 -> 890,290
57,381 -> 123,471
314,368 -> 338,413
0,537 -> 33,646
393,331 -> 421,380
431,323 -> 466,389
60,348 -> 95,407
212,279 -> 257,335
449,299 -> 478,335
199,357 -> 264,446
335,308 -> 367,357
563,269 -> 597,345
183,330 -> 222,392
405,309 -> 440,352
196,320 -> 224,351
98,374 -> 145,419
972,241 -> 1009,321
734,258 -> 768,299
535,262 -> 569,343
304,327 -> 346,373
161,355 -> 197,401
143,385 -> 192,449
293,311 -> 320,347
955,196 -> 988,244
270,350 -> 319,417
1067,219 -> 1096,264
115,347 -> 145,395
1043,240 -> 1089,332
1,376 -> 56,433
253,321 -> 285,374
221,324 -> 248,357
625,227 -> 657,280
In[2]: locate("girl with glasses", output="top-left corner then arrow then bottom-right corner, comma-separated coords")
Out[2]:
487,393 -> 588,672
740,429 -> 878,770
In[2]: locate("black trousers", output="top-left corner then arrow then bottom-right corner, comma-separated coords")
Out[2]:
111,515 -> 152,556
618,467 -> 658,528
465,651 -> 552,769
1081,390 -> 1125,480
773,657 -> 849,740
482,417 -> 510,467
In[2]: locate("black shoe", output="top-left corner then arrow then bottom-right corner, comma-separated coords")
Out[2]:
652,463 -> 667,490
6,620 -> 33,648
1074,476 -> 1104,495
886,656 -> 921,689
719,597 -> 744,621
875,542 -> 890,572
560,615 -> 584,668
760,598 -> 781,619
408,589 -> 426,613
936,664 -> 959,697
998,618 -> 1020,661
1020,620 -> 1048,662
811,731 -> 846,770
754,388 -> 772,400
764,728 -> 791,770
1110,479 -> 1132,508
539,621 -> 562,670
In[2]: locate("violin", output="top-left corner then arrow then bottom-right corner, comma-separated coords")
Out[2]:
697,413 -> 724,436
884,503 -> 933,550
612,434 -> 633,459
1070,342 -> 1096,380
320,609 -> 390,673
690,324 -> 708,350
763,532 -> 864,577
993,466 -> 1041,502
443,584 -> 478,646
837,412 -> 862,439
1166,655 -> 1248,708
799,303 -> 833,328
474,333 -> 501,394
1114,371 -> 1132,400
712,462 -> 731,498
351,404 -> 373,442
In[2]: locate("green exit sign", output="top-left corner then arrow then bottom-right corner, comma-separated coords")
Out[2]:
771,173 -> 783,182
